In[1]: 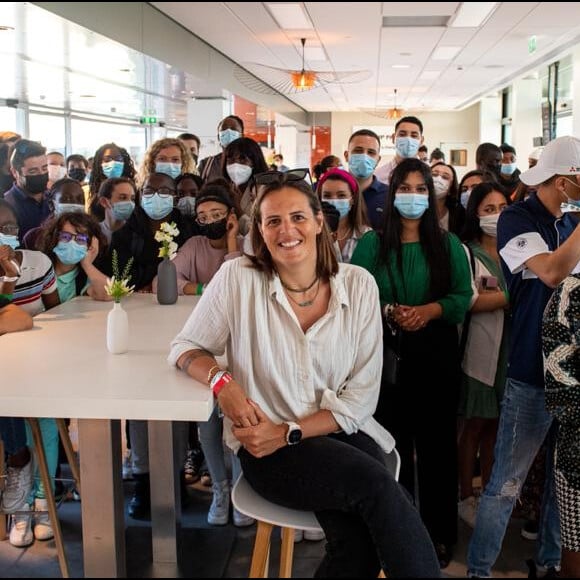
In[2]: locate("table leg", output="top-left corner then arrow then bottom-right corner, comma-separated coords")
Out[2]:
148,420 -> 180,574
78,419 -> 125,578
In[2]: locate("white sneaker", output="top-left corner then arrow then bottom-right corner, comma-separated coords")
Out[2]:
304,529 -> 325,541
33,498 -> 54,541
1,460 -> 33,514
233,508 -> 255,528
458,495 -> 478,528
9,504 -> 33,547
207,481 -> 230,526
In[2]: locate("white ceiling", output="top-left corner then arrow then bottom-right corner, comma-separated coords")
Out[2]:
152,1 -> 580,113
2,1 -> 580,129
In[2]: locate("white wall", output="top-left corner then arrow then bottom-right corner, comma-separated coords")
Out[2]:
511,78 -> 543,164
479,95 -> 502,146
187,98 -> 233,159
331,105 -> 481,179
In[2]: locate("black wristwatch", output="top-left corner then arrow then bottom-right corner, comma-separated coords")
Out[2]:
285,421 -> 302,446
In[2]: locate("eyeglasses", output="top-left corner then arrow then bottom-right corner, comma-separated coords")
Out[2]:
58,231 -> 90,246
252,168 -> 312,187
196,210 -> 228,225
0,224 -> 19,236
141,187 -> 175,199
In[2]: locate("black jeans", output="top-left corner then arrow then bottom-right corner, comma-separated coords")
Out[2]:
239,431 -> 440,578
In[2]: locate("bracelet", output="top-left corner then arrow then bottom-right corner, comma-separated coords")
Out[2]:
196,282 -> 204,295
0,293 -> 13,301
207,364 -> 221,385
210,371 -> 233,397
1,275 -> 19,283
179,351 -> 198,374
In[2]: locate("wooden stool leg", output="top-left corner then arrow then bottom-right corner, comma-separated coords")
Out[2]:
0,439 -> 6,541
28,419 -> 70,578
55,419 -> 81,495
250,521 -> 274,578
279,527 -> 295,578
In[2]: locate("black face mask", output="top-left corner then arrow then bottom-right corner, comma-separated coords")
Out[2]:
198,218 -> 228,240
24,173 -> 49,194
69,168 -> 87,183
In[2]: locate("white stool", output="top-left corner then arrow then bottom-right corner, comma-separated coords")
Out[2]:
232,448 -> 400,578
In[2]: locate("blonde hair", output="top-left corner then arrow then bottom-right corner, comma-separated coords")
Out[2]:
136,138 -> 197,187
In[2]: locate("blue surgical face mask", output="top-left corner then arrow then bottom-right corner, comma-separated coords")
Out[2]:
348,154 -> 377,179
393,193 -> 429,219
501,163 -> 517,175
54,240 -> 87,265
177,196 -> 196,217
219,129 -> 241,148
101,160 -> 124,178
111,200 -> 135,221
395,137 -> 421,158
0,233 -> 19,250
54,203 -> 85,216
460,190 -> 472,209
321,198 -> 351,219
155,162 -> 182,180
141,193 -> 174,220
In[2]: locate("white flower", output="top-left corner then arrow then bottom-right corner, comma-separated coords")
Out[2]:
157,221 -> 180,259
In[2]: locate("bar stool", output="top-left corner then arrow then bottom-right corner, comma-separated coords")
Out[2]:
231,448 -> 400,578
0,418 -> 81,578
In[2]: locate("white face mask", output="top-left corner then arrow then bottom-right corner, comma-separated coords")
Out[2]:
226,163 -> 253,186
48,165 -> 67,183
432,175 -> 449,199
479,213 -> 500,237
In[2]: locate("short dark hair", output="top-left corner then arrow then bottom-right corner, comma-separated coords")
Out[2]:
10,139 -> 46,172
500,143 -> 516,155
66,154 -> 88,167
418,145 -> 428,153
177,133 -> 201,148
348,129 -> 381,148
218,115 -> 244,134
395,116 -> 423,134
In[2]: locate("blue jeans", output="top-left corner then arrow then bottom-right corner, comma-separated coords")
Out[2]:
0,417 -> 27,454
467,378 -> 561,577
198,406 -> 241,484
239,432 -> 440,578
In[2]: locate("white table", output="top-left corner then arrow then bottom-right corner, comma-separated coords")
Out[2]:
2,294 -> 213,577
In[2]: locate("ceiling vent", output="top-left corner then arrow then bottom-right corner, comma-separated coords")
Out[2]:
382,16 -> 450,27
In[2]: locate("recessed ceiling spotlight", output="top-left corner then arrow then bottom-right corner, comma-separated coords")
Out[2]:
392,64 -> 411,69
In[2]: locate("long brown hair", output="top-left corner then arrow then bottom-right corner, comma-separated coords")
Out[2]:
249,179 -> 338,279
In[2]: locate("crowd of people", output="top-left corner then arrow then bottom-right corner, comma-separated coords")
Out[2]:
1,117 -> 579,578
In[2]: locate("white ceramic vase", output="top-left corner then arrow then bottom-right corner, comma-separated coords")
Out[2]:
106,302 -> 129,354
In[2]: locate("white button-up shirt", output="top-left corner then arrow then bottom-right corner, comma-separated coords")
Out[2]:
169,257 -> 394,454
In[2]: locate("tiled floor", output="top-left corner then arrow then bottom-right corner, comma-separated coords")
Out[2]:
0,476 -> 536,578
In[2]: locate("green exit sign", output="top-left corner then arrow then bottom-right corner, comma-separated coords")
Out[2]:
140,116 -> 157,125
528,35 -> 537,54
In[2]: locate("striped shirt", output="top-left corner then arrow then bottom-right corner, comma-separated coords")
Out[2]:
13,250 -> 57,316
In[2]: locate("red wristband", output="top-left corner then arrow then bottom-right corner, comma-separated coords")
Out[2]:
211,371 -> 233,397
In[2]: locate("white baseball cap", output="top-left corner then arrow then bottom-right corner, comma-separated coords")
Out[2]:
528,146 -> 544,161
520,136 -> 580,185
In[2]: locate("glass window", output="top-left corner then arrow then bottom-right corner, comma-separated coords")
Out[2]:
29,112 -> 65,153
71,118 -> 146,166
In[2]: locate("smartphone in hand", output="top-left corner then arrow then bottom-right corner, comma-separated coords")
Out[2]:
480,275 -> 498,291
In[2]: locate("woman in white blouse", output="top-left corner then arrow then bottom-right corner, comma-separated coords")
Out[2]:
169,175 -> 439,577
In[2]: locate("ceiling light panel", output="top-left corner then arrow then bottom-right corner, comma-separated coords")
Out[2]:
450,2 -> 497,27
432,46 -> 462,60
266,4 -> 313,30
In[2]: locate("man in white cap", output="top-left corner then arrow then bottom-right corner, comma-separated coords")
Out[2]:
467,135 -> 580,578
528,146 -> 545,168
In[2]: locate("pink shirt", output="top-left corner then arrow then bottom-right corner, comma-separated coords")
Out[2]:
154,235 -> 242,295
